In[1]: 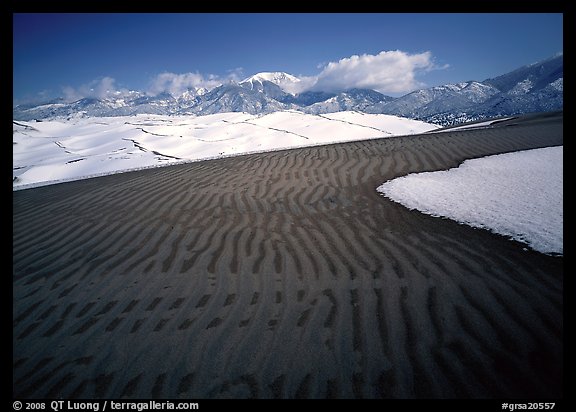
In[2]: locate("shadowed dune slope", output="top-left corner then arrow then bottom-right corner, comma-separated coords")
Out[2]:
13,111 -> 563,399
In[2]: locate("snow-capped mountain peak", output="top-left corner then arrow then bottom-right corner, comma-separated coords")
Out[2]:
240,72 -> 301,94
241,71 -> 300,85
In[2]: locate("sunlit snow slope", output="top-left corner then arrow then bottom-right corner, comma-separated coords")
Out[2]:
377,146 -> 563,255
13,110 -> 439,189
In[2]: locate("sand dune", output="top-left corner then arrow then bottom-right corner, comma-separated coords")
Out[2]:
13,112 -> 563,399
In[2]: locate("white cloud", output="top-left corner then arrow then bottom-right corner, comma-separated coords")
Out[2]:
61,72 -> 235,102
148,72 -> 224,96
283,76 -> 317,95
309,50 -> 443,94
226,67 -> 245,82
148,69 -> 248,96
62,77 -> 129,102
57,51 -> 448,102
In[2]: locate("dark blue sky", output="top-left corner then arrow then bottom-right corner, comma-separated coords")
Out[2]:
13,13 -> 563,103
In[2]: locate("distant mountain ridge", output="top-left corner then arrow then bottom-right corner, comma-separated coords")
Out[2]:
13,55 -> 563,126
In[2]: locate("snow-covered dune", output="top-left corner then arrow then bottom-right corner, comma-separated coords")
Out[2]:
13,111 -> 438,189
378,146 -> 563,255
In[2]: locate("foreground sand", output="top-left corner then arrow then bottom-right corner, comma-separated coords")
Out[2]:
13,112 -> 563,399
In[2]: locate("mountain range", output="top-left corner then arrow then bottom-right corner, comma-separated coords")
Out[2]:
13,54 -> 563,126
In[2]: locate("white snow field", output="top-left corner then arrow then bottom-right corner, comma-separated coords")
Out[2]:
13,111 -> 439,189
377,146 -> 563,255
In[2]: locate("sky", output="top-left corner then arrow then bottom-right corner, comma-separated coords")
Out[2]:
13,13 -> 563,104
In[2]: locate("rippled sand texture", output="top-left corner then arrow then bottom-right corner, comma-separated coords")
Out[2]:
13,112 -> 563,399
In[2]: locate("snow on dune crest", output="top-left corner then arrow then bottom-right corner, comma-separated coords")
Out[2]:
13,111 -> 438,189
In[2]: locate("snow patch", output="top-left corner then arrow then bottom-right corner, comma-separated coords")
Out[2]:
508,79 -> 533,95
550,77 -> 563,92
377,146 -> 563,255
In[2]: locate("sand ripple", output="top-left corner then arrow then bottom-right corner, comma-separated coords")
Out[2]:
13,112 -> 563,398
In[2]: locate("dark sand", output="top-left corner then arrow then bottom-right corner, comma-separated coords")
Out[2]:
13,111 -> 563,399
